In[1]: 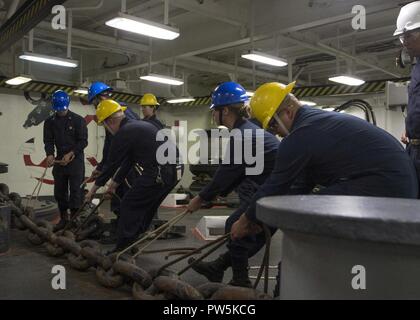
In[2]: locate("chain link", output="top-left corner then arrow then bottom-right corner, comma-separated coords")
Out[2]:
2,188 -> 273,300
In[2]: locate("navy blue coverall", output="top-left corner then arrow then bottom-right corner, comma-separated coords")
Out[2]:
43,111 -> 88,214
406,61 -> 420,188
95,118 -> 180,248
96,107 -> 140,215
199,119 -> 279,269
245,106 -> 419,222
145,114 -> 165,130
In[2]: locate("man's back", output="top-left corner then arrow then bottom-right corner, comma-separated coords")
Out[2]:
270,106 -> 418,198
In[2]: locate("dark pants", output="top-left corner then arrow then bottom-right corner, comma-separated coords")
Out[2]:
225,178 -> 276,268
225,206 -> 276,267
110,169 -> 137,216
407,144 -> 420,197
53,164 -> 84,213
116,165 -> 180,248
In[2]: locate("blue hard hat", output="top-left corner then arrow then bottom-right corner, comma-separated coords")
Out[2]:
210,82 -> 249,109
52,90 -> 70,111
88,81 -> 113,103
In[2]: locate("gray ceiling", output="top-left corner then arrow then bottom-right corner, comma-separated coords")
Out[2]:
0,0 -> 412,97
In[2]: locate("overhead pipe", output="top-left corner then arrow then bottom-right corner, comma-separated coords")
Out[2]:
67,0 -> 104,12
36,21 -> 149,52
67,9 -> 72,58
164,0 -> 170,25
6,0 -> 19,19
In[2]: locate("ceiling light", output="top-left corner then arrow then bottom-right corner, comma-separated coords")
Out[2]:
19,52 -> 78,68
241,51 -> 288,67
246,91 -> 255,97
106,12 -> 180,40
300,100 -> 317,106
140,73 -> 184,86
6,75 -> 32,86
74,88 -> 88,95
328,75 -> 365,86
167,97 -> 196,104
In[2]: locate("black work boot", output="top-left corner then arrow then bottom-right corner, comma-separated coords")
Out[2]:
67,208 -> 79,229
106,237 -> 135,255
229,260 -> 252,288
188,252 -> 231,283
100,218 -> 119,244
54,211 -> 69,232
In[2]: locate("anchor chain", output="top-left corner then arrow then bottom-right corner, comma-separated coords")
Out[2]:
1,186 -> 273,300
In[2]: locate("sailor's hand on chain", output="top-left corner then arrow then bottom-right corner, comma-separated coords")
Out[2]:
61,152 -> 75,166
401,131 -> 409,145
85,183 -> 100,203
105,180 -> 118,200
231,214 -> 262,241
186,195 -> 203,214
90,169 -> 102,180
84,190 -> 94,203
46,155 -> 55,167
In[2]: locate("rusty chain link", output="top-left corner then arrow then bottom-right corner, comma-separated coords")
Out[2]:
1,187 -> 273,300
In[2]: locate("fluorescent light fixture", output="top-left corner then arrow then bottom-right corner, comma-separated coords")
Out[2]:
19,52 -> 78,68
241,51 -> 288,67
74,88 -> 88,95
6,76 -> 32,86
140,73 -> 184,86
106,12 -> 180,40
322,107 -> 336,112
328,75 -> 365,86
246,91 -> 255,97
300,100 -> 317,106
167,97 -> 196,104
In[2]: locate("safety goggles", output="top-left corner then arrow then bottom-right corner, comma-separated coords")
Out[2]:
399,30 -> 420,44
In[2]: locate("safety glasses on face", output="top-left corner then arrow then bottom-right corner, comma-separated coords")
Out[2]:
267,107 -> 285,130
399,30 -> 420,44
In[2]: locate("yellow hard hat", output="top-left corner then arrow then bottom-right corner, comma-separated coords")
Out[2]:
250,81 -> 296,129
140,93 -> 160,107
96,99 -> 126,124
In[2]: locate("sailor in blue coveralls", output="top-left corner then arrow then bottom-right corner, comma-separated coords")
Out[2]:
186,82 -> 280,287
140,93 -> 166,130
85,100 -> 181,252
394,1 -> 420,192
87,82 -> 140,242
230,82 -> 418,241
43,90 -> 88,231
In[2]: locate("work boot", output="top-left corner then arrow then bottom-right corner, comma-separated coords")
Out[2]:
67,208 -> 80,229
53,211 -> 69,232
99,219 -> 118,244
228,260 -> 252,288
188,252 -> 231,283
99,229 -> 118,244
106,236 -> 137,255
